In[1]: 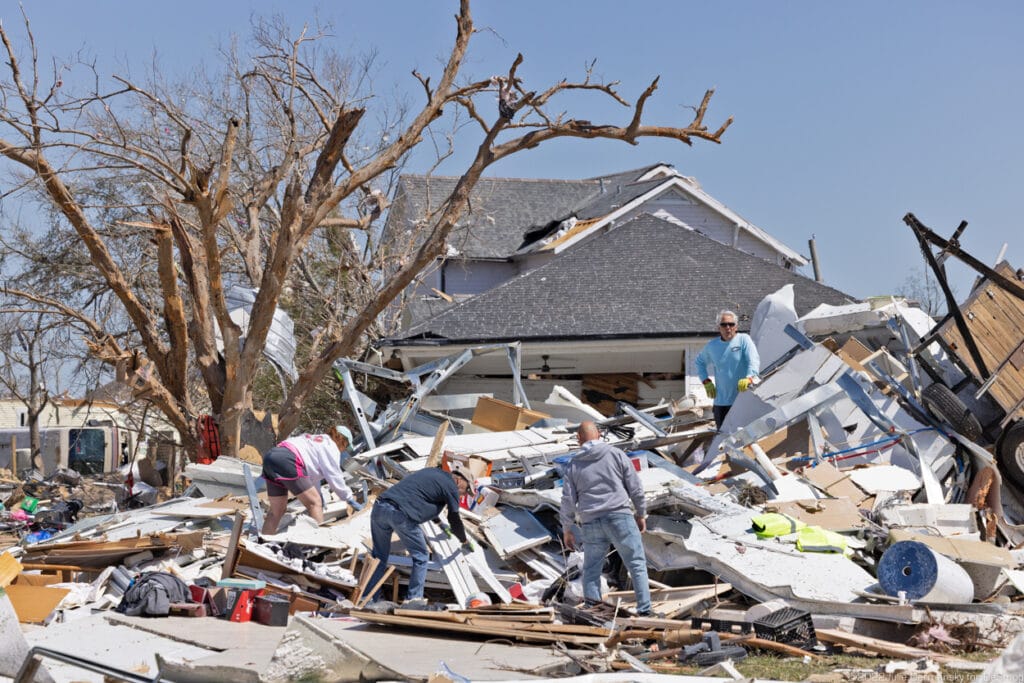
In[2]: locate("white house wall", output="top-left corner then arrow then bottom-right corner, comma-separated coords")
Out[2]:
0,400 -> 125,429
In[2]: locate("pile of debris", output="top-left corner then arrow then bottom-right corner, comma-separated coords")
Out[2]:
2,229 -> 1024,681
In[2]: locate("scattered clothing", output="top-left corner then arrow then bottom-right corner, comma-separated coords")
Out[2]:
116,571 -> 191,617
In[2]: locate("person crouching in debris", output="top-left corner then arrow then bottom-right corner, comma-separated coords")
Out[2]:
366,464 -> 475,607
260,425 -> 354,535
560,421 -> 654,616
695,309 -> 761,430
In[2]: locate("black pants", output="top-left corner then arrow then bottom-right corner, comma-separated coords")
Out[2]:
713,404 -> 732,430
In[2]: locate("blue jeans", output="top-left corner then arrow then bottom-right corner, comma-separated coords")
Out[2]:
368,500 -> 430,600
581,511 -> 651,613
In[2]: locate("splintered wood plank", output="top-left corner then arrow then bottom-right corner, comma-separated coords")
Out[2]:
350,609 -> 610,645
607,583 -> 733,618
816,628 -> 973,666
425,420 -> 450,469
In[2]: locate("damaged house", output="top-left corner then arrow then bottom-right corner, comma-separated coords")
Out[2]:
4,213 -> 1024,682
380,164 -> 853,412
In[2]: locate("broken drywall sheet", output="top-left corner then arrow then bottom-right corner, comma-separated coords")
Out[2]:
849,466 -> 922,494
260,507 -> 372,550
480,507 -> 552,559
645,511 -> 875,605
185,457 -> 267,498
876,503 -> 978,538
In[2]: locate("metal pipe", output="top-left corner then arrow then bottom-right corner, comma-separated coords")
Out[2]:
808,236 -> 823,282
16,646 -> 160,683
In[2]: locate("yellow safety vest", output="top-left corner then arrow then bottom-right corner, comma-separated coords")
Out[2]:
751,513 -> 806,539
796,525 -> 850,556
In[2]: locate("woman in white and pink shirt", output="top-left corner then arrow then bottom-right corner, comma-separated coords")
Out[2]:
260,425 -> 354,534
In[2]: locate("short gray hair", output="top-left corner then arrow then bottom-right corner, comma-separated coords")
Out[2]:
717,309 -> 738,325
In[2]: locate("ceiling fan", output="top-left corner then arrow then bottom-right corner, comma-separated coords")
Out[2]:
524,354 -> 576,374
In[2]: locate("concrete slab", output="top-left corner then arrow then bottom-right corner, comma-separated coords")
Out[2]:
0,592 -> 53,683
264,615 -> 577,682
105,612 -> 286,681
22,614 -> 212,683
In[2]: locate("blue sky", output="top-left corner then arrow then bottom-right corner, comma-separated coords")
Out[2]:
19,1 -> 1024,303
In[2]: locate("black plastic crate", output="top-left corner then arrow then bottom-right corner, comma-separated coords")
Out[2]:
752,607 -> 816,646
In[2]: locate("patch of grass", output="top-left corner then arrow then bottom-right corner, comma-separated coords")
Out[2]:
654,650 -> 1000,681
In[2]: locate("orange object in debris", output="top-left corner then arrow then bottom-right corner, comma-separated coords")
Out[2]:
197,415 -> 222,464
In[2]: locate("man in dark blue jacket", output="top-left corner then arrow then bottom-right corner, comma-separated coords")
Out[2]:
367,465 -> 472,605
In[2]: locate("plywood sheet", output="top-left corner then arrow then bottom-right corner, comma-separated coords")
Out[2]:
766,498 -> 870,532
798,461 -> 868,502
5,584 -> 70,623
888,530 -> 1014,568
0,552 -> 21,588
938,263 -> 1024,420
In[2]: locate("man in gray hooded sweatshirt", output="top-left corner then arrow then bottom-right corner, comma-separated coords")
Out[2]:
560,421 -> 652,615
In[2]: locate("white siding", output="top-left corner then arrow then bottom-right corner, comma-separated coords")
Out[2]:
618,192 -> 786,265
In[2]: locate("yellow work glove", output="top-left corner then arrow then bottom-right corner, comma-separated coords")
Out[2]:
702,379 -> 716,399
738,377 -> 755,392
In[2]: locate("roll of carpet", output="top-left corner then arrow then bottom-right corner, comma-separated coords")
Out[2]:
877,540 -> 974,604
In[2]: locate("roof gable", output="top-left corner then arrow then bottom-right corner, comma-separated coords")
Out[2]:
382,175 -> 601,259
389,213 -> 853,344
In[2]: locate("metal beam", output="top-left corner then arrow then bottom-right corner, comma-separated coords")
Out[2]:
904,213 -> 991,378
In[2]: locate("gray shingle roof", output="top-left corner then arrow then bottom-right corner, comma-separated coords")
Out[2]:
383,175 -> 602,259
574,177 -> 669,221
389,213 -> 854,344
585,163 -> 668,185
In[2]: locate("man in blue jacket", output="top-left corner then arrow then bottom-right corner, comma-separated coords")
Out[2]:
560,421 -> 652,616
367,465 -> 473,605
695,309 -> 760,430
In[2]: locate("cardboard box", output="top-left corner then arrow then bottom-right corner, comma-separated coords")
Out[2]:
443,451 -> 492,479
289,594 -> 319,615
471,396 -> 550,432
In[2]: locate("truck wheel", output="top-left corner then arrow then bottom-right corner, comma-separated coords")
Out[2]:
997,422 -> 1024,490
921,383 -> 983,441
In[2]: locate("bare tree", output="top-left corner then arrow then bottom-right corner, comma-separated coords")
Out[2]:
0,1 -> 732,458
0,311 -> 72,469
896,267 -> 952,317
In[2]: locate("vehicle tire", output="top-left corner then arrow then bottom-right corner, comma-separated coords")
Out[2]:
997,422 -> 1024,490
921,383 -> 983,441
